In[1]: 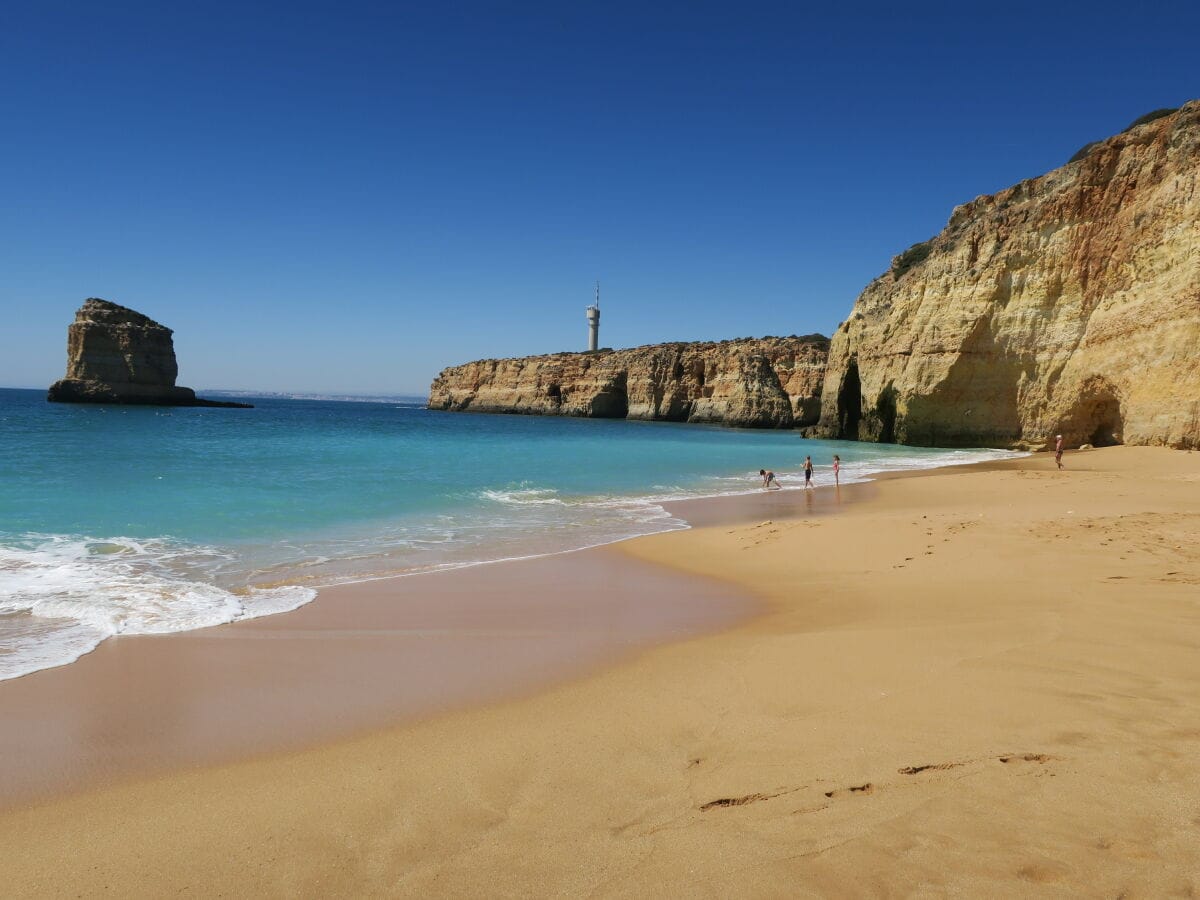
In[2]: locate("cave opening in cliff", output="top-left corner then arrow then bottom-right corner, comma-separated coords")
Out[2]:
1085,395 -> 1123,446
1064,379 -> 1124,447
874,384 -> 899,444
589,373 -> 629,419
837,361 -> 862,439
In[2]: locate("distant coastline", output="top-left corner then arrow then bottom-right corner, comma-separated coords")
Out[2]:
430,102 -> 1200,452
201,390 -> 430,404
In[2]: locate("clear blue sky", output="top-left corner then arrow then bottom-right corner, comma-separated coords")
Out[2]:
2,1 -> 1195,395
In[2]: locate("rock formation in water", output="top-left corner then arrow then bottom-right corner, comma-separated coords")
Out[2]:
429,336 -> 829,428
814,101 -> 1200,449
47,299 -> 252,408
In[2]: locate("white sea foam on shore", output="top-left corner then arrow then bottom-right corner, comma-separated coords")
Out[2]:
0,536 -> 316,681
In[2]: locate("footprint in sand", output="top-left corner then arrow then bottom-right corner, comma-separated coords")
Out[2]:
897,761 -> 965,775
998,753 -> 1058,773
823,782 -> 873,799
700,793 -> 771,811
708,752 -> 1063,817
698,784 -> 803,812
999,753 -> 1052,763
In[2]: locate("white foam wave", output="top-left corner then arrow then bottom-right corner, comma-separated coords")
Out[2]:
621,447 -> 1026,503
480,487 -> 567,506
0,536 -> 316,681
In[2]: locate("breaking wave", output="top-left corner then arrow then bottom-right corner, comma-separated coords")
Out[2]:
0,535 -> 315,681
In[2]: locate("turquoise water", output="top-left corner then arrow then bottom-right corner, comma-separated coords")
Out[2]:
0,387 -> 1020,679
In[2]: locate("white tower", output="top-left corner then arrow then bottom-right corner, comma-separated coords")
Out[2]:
586,280 -> 601,352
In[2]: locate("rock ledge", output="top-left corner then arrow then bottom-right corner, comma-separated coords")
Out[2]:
429,335 -> 828,428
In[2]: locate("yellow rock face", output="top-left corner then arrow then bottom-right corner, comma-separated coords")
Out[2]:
817,101 -> 1200,449
428,337 -> 829,429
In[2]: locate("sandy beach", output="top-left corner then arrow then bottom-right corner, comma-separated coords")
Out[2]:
2,446 -> 1198,897
0,548 -> 753,809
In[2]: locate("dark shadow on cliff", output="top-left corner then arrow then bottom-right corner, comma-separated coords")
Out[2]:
588,372 -> 629,418
1055,376 -> 1124,446
895,305 -> 1028,447
874,383 -> 898,444
835,359 -> 862,439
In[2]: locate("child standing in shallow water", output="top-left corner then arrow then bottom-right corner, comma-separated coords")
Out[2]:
833,454 -> 841,485
803,456 -> 814,488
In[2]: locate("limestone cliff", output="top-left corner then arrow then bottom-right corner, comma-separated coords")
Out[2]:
816,101 -> 1200,449
48,299 -> 251,407
428,336 -> 829,428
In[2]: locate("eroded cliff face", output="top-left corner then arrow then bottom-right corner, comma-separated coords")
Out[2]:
48,299 -> 251,407
816,101 -> 1200,449
429,336 -> 829,429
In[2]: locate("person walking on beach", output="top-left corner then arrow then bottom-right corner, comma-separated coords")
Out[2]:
759,468 -> 779,490
833,454 -> 841,485
804,456 -> 814,489
1055,434 -> 1065,469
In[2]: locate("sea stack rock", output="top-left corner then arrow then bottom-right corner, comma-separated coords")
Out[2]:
47,299 -> 251,408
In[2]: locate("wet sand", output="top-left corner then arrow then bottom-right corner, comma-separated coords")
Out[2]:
2,446 -> 1198,896
0,548 -> 755,809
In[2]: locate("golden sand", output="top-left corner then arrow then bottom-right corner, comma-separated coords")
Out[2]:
2,446 -> 1198,897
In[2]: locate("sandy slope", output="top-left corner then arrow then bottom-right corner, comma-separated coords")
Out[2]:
2,447 -> 1198,897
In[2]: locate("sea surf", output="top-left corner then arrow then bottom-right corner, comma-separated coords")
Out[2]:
0,388 -> 1022,680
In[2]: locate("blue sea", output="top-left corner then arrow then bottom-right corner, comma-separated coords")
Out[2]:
0,387 -> 1021,680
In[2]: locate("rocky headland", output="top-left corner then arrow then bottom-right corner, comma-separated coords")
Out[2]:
47,299 -> 252,408
815,101 -> 1200,449
431,101 -> 1200,449
429,336 -> 829,428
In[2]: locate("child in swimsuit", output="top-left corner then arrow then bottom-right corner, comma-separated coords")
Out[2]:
759,469 -> 778,489
804,456 -> 813,488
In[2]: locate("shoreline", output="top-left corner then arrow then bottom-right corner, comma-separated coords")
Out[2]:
0,453 -> 1029,810
0,543 -> 757,811
3,446 -> 1198,895
0,431 -> 1019,686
